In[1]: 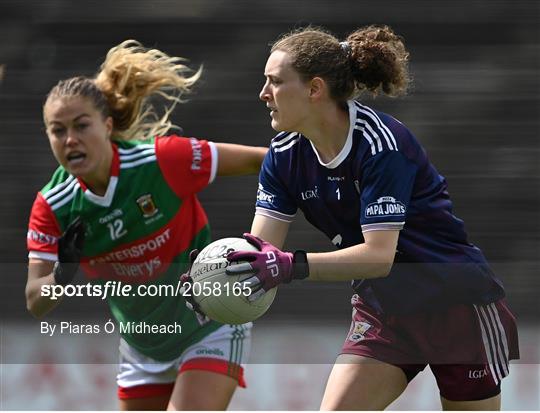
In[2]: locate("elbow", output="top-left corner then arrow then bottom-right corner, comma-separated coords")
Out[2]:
25,288 -> 45,319
372,259 -> 394,279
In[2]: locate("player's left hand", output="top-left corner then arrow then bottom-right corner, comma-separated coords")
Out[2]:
226,233 -> 309,301
179,249 -> 210,324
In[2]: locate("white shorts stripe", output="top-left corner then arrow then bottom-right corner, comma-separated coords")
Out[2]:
481,306 -> 505,382
475,304 -> 511,385
486,304 -> 509,376
474,305 -> 500,384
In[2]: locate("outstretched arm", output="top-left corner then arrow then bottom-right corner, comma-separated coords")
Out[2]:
215,143 -> 267,176
306,230 -> 399,282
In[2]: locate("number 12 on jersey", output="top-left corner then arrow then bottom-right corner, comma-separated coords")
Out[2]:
107,219 -> 127,240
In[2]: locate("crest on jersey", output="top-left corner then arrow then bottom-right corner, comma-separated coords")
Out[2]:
136,194 -> 158,218
348,321 -> 372,343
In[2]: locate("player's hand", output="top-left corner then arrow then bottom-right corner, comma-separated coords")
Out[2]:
179,249 -> 210,324
226,233 -> 309,301
53,216 -> 85,286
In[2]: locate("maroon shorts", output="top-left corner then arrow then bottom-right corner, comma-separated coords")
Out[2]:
341,295 -> 520,401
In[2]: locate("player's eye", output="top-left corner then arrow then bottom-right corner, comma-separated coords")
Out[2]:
75,123 -> 89,131
50,127 -> 66,136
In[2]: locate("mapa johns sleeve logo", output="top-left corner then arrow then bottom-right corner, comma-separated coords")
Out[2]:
365,196 -> 406,218
256,183 -> 275,206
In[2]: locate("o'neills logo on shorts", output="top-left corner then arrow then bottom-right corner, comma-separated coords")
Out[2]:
365,196 -> 405,218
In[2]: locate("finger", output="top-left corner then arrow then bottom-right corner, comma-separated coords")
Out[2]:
189,249 -> 199,264
242,275 -> 262,290
73,222 -> 85,250
63,217 -> 80,239
227,251 -> 256,262
226,262 -> 256,275
180,273 -> 192,284
248,288 -> 267,302
242,233 -> 265,250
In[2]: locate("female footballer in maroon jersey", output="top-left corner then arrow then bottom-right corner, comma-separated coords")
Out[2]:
225,25 -> 519,410
26,40 -> 266,410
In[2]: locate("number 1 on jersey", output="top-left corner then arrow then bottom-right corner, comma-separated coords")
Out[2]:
336,188 -> 341,200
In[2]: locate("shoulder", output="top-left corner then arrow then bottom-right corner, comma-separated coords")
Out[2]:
270,131 -> 302,154
39,167 -> 80,212
351,100 -> 421,161
115,138 -> 157,169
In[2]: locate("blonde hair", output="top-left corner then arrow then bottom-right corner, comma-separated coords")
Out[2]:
45,40 -> 202,140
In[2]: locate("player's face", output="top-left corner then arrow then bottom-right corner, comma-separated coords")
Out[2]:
260,50 -> 311,132
44,96 -> 113,182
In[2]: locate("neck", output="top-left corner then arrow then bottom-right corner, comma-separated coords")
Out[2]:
300,102 -> 350,163
83,144 -> 113,196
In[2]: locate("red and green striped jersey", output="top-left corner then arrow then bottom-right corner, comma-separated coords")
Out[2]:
27,135 -> 221,360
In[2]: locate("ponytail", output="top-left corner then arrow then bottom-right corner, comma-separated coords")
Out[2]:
44,40 -> 201,140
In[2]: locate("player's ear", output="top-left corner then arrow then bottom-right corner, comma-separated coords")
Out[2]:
309,77 -> 326,101
105,116 -> 113,140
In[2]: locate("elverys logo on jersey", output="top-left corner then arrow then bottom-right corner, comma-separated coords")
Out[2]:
257,183 -> 275,206
136,194 -> 159,218
365,196 -> 406,218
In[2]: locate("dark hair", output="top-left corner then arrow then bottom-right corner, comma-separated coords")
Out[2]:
271,25 -> 410,101
44,40 -> 202,140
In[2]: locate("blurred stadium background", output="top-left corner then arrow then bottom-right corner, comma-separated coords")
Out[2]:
1,0 -> 538,410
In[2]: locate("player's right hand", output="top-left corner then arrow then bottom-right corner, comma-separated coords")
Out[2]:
53,216 -> 85,286
179,249 -> 210,324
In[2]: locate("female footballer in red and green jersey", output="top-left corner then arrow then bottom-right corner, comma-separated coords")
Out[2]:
25,40 -> 266,411
226,26 -> 519,410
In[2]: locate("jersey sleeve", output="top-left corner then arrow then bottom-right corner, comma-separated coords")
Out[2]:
155,135 -> 218,198
359,150 -> 417,232
27,193 -> 62,261
254,148 -> 297,223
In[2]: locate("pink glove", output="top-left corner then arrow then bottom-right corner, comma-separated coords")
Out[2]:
226,233 -> 309,301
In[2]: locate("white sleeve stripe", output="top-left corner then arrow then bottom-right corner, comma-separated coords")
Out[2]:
43,175 -> 75,200
354,126 -> 376,155
361,222 -> 404,232
117,144 -> 155,154
271,132 -> 298,148
119,147 -> 155,161
45,177 -> 78,204
208,141 -> 218,184
28,251 -> 57,261
354,102 -> 398,151
356,120 -> 384,152
255,207 -> 295,223
274,137 -> 300,153
50,182 -> 81,211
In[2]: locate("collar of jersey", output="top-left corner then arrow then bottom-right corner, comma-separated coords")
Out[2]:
77,142 -> 119,207
309,100 -> 355,169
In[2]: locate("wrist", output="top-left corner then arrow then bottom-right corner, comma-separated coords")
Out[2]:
291,250 -> 309,280
53,261 -> 77,286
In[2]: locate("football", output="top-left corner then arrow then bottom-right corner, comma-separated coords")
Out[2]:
189,237 -> 277,324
